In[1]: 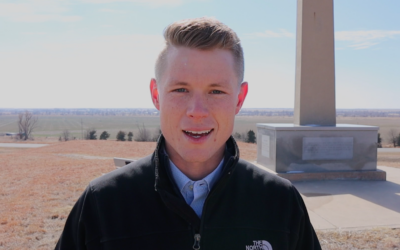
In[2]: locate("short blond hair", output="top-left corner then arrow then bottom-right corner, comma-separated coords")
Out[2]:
155,17 -> 244,83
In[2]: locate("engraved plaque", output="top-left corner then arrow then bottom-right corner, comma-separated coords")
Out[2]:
302,137 -> 353,160
262,135 -> 270,158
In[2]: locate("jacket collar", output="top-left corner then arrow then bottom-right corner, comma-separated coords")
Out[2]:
153,134 -> 240,192
153,134 -> 240,230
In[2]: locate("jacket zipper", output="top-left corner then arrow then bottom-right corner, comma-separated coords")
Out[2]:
193,234 -> 201,250
154,136 -> 239,250
192,157 -> 236,250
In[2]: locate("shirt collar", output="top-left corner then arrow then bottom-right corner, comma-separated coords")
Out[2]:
169,158 -> 224,193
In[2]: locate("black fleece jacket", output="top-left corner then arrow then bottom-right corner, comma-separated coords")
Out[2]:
55,136 -> 321,250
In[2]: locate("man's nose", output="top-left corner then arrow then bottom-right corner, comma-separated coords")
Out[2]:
186,94 -> 209,119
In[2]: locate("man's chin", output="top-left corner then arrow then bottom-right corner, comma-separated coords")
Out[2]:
177,146 -> 225,164
180,152 -> 214,163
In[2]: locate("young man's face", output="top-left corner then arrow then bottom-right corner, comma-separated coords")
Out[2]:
150,46 -> 248,165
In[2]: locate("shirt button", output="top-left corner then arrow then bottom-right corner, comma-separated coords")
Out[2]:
190,185 -> 193,190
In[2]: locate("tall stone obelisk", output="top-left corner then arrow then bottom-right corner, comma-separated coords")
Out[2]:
256,0 -> 385,181
294,0 -> 336,126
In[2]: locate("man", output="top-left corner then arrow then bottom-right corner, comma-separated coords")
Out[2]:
56,17 -> 321,249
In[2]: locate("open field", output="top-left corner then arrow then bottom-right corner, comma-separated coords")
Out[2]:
0,115 -> 161,140
1,115 -> 400,143
0,140 -> 399,249
378,152 -> 400,168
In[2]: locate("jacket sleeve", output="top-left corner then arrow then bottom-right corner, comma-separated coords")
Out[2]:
291,187 -> 322,250
55,185 -> 102,250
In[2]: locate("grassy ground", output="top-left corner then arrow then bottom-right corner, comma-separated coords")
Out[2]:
378,152 -> 400,168
0,140 -> 399,249
316,228 -> 400,249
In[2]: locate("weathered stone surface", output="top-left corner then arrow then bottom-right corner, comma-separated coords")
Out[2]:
256,124 -> 380,174
302,137 -> 353,160
277,170 -> 386,182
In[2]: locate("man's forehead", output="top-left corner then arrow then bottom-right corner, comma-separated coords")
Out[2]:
164,47 -> 236,76
156,46 -> 240,86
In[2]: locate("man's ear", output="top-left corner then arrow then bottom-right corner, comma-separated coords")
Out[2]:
235,82 -> 248,114
150,78 -> 160,110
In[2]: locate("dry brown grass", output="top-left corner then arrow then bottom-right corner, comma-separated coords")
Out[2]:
0,140 -> 156,250
378,152 -> 400,169
316,228 -> 400,250
0,136 -> 60,144
0,147 -> 29,154
0,140 -> 399,249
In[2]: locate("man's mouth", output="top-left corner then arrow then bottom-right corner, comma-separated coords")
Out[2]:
183,129 -> 213,139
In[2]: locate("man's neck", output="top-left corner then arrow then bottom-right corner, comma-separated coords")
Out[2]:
165,143 -> 225,181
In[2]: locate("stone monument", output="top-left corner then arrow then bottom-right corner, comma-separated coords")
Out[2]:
256,0 -> 386,181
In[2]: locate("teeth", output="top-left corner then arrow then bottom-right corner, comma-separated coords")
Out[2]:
184,130 -> 212,135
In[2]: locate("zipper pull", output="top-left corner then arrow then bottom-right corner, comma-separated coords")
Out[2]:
193,234 -> 201,250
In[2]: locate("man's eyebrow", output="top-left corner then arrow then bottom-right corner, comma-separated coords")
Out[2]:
209,83 -> 224,87
170,81 -> 189,86
169,82 -> 227,87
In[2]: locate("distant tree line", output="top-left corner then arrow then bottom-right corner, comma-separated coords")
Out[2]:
3,108 -> 400,117
59,124 -> 162,142
115,124 -> 161,142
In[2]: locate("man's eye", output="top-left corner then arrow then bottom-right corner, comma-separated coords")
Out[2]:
211,90 -> 223,94
174,88 -> 187,93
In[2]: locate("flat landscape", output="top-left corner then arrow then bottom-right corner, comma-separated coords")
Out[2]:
1,115 -> 400,249
1,115 -> 400,143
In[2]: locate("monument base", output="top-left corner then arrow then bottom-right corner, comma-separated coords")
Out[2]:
277,169 -> 386,182
256,123 -> 384,180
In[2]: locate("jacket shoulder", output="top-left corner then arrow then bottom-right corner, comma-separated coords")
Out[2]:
235,158 -> 293,190
89,154 -> 154,192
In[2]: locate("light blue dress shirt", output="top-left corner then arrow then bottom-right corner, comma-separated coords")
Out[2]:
169,158 -> 224,218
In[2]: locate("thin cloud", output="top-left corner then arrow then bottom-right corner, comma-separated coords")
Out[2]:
0,2 -> 81,23
246,29 -> 295,39
98,8 -> 126,13
82,0 -> 186,7
22,32 -> 47,35
335,30 -> 400,50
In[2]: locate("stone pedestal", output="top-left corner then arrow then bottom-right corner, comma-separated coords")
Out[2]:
256,124 -> 386,181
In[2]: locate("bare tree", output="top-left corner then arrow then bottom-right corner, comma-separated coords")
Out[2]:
18,111 -> 38,140
233,132 -> 242,141
61,129 -> 71,141
135,123 -> 151,142
388,129 -> 398,147
152,128 -> 162,141
232,131 -> 248,142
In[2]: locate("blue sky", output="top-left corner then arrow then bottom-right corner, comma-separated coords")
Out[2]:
0,0 -> 399,109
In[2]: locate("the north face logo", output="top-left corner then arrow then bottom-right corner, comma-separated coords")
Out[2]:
245,240 -> 272,250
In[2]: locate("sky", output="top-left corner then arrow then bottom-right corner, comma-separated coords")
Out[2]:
0,0 -> 399,109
